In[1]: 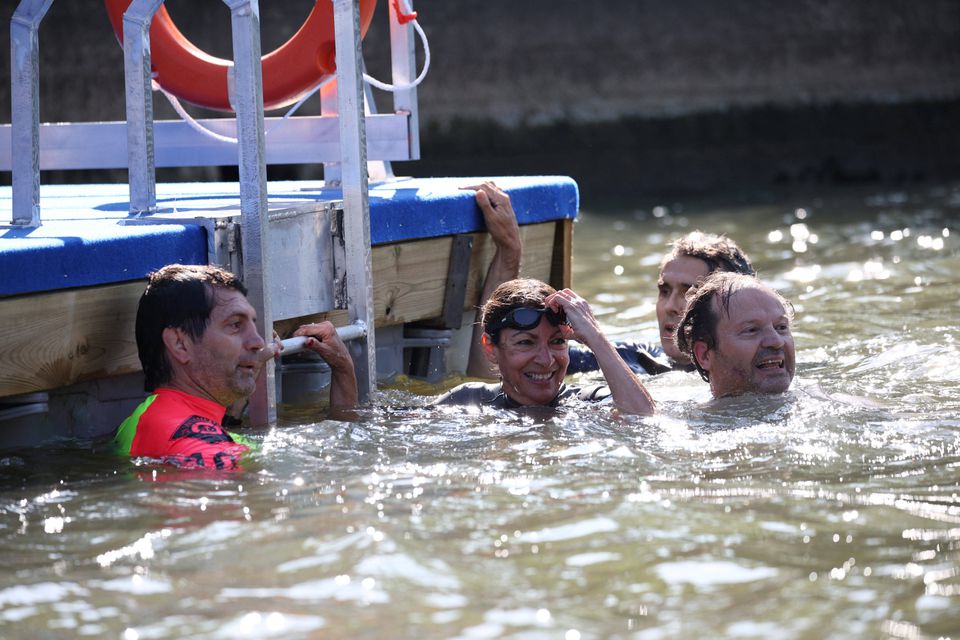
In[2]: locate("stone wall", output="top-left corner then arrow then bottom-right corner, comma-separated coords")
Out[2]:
388,0 -> 960,127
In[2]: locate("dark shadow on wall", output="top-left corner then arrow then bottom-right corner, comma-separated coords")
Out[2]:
5,99 -> 959,210
3,1 -> 960,207
400,99 -> 960,208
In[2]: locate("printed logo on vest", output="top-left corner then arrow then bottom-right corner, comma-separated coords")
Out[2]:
171,415 -> 234,445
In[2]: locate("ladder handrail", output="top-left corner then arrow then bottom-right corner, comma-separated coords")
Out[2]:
332,0 -> 377,401
5,0 -> 422,222
224,0 -> 277,425
122,0 -> 163,215
9,0 -> 54,227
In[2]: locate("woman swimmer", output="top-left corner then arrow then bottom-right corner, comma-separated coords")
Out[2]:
435,278 -> 655,415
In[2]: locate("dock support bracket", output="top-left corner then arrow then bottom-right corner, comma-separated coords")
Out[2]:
412,233 -> 473,330
438,234 -> 474,329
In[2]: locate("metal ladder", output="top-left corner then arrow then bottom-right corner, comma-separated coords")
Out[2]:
5,0 -> 422,423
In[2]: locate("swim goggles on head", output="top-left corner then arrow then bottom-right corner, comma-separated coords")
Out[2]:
485,307 -> 567,334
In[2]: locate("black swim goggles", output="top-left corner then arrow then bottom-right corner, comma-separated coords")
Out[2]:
485,306 -> 567,335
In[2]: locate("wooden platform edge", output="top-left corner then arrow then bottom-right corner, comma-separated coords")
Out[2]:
0,221 -> 571,396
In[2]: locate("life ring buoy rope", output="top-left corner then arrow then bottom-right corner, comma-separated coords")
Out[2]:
363,0 -> 430,93
104,0 -> 378,112
107,0 -> 430,146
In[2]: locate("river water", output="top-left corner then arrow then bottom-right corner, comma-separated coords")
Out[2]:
1,184 -> 958,639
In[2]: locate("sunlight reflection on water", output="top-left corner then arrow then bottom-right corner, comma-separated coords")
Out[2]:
1,184 -> 959,639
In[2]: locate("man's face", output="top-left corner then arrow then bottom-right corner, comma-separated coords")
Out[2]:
182,288 -> 266,407
694,286 -> 796,398
486,320 -> 570,406
657,255 -> 710,363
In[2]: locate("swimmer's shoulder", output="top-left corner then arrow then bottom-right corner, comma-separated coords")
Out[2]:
434,381 -> 502,407
800,383 -> 886,408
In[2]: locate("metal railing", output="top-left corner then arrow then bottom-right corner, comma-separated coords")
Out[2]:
3,0 -> 422,418
4,0 -> 420,223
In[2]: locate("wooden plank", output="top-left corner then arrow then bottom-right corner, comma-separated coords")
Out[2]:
0,282 -> 142,397
277,221 -> 561,334
375,221 -> 558,325
0,221 -> 569,395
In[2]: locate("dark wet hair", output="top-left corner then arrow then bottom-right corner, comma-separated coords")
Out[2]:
675,272 -> 793,382
480,278 -> 557,345
136,264 -> 247,392
665,230 -> 755,276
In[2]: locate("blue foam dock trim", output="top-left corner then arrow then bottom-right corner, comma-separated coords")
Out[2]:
0,176 -> 578,297
0,222 -> 208,297
364,176 -> 579,244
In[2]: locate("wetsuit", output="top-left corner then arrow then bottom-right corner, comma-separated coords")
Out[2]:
567,340 -> 678,375
434,382 -> 611,409
114,388 -> 252,470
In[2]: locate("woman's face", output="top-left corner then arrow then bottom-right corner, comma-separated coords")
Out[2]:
486,319 -> 569,406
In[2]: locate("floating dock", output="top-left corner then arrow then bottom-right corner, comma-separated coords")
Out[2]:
0,0 -> 577,446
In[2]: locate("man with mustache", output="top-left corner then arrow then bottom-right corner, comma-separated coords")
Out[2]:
114,264 -> 357,469
568,231 -> 756,375
675,272 -> 796,397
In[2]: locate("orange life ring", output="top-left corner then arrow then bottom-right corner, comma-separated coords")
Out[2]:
104,0 -> 378,112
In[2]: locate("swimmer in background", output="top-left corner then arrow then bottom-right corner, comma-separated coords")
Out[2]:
114,264 -> 358,470
675,272 -> 796,398
436,278 -> 655,415
567,230 -> 756,375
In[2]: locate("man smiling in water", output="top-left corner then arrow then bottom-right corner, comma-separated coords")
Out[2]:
675,272 -> 796,397
568,231 -> 756,375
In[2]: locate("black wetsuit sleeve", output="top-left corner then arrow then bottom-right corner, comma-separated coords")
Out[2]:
433,382 -> 502,407
574,384 -> 613,403
566,340 -> 672,375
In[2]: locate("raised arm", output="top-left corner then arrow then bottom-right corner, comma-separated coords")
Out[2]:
292,322 -> 359,410
545,289 -> 656,416
462,182 -> 523,378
